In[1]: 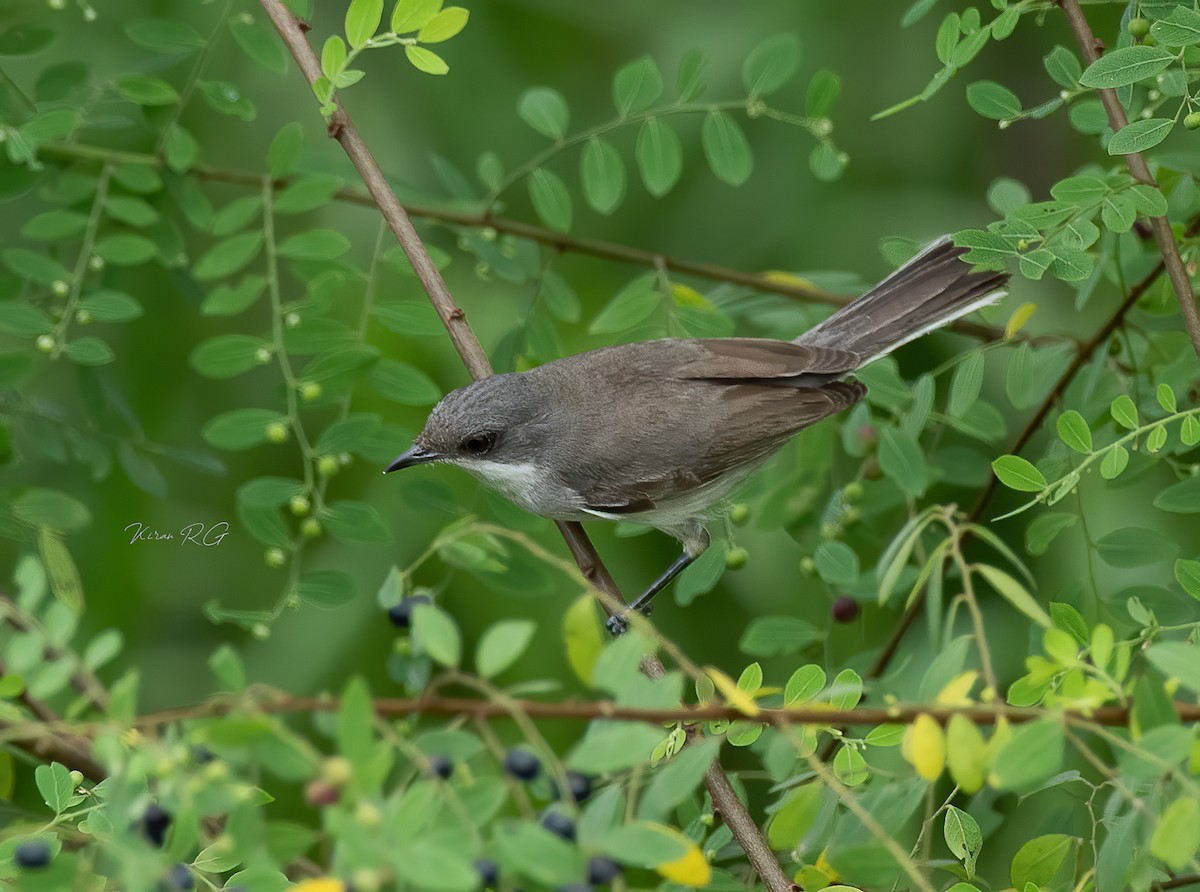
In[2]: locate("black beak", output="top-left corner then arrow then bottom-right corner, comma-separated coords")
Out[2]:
384,446 -> 441,473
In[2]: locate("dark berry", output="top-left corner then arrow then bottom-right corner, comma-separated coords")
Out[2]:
158,864 -> 194,891
474,857 -> 500,888
14,840 -> 50,869
305,779 -> 341,807
832,595 -> 860,623
141,804 -> 172,847
504,749 -> 541,781
540,809 -> 576,841
587,856 -> 623,885
551,770 -> 592,803
191,745 -> 215,764
428,753 -> 454,780
388,594 -> 432,628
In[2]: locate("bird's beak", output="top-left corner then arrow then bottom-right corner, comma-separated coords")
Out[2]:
384,446 -> 442,473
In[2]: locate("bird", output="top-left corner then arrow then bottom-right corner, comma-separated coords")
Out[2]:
385,237 -> 1008,633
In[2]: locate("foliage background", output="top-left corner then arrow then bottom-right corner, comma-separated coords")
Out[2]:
0,0 -> 1198,889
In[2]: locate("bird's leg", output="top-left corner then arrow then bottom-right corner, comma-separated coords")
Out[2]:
605,527 -> 710,636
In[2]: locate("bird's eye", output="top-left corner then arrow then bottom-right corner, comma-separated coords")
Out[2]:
461,431 -> 496,455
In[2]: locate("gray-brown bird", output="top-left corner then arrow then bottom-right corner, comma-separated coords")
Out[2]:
386,237 -> 1007,633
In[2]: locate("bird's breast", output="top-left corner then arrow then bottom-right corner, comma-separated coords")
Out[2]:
464,459 -> 586,520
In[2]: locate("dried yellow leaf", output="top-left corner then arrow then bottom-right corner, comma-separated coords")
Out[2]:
657,843 -> 712,886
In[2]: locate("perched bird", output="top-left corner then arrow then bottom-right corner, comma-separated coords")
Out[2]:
386,237 -> 1007,633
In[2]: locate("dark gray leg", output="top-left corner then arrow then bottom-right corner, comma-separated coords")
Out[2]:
606,528 -> 710,636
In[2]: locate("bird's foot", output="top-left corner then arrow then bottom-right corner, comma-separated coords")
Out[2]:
605,603 -> 654,637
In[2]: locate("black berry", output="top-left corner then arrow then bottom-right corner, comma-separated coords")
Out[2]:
504,749 -> 541,781
141,804 -> 172,847
474,857 -> 500,888
387,594 -> 432,628
587,856 -> 623,885
14,840 -> 50,869
191,745 -> 215,764
560,771 -> 592,803
540,809 -> 576,841
428,753 -> 454,780
832,595 -> 860,623
157,864 -> 194,890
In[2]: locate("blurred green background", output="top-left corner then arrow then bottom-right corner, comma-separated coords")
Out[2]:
0,0 -> 1181,731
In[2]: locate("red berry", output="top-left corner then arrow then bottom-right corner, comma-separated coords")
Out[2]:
832,596 -> 860,623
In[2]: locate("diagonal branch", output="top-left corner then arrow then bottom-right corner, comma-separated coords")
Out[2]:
258,6 -> 793,889
1058,0 -> 1200,360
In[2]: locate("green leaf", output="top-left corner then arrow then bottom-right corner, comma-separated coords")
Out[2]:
274,175 -> 341,215
193,232 -> 264,281
975,563 -> 1051,627
637,738 -> 720,822
493,821 -> 581,887
65,337 -> 115,366
475,620 -> 536,678
22,210 -> 88,241
878,427 -> 929,497
1183,415 -> 1200,446
418,7 -> 468,43
966,80 -> 1021,120
1044,45 -> 1082,88
1108,118 -> 1174,155
580,138 -> 626,215
35,763 -> 75,814
1010,834 -> 1074,889
528,167 -> 572,232
767,783 -> 823,849
1025,512 -> 1077,556
1154,477 -> 1200,513
368,359 -> 440,405
806,69 -> 841,117
202,408 -> 286,450
1145,642 -> 1200,694
815,541 -> 859,586
295,571 -> 355,608
394,843 -> 477,891
412,604 -> 461,667
321,501 -> 390,543
268,123 -> 304,178
589,275 -> 659,334
230,18 -> 288,75
1151,5 -> 1200,46
345,0 -> 383,48
201,277 -> 266,317
738,616 -> 821,657
0,301 -> 53,336
277,229 -> 350,260
1100,444 -> 1130,479
990,719 -> 1064,790
784,665 -> 825,705
568,722 -> 663,773
948,350 -> 984,417
126,18 -> 203,53
405,45 -> 448,75
392,0 -> 442,33
190,335 -> 270,379
337,676 -> 374,765
635,117 -> 682,198
105,196 -> 159,227
742,34 -> 800,97
1079,45 -> 1175,88
1157,383 -> 1178,413
1175,558 -> 1200,600
1095,526 -> 1177,567
237,477 -> 305,509
828,668 -> 862,710
1055,410 -> 1092,453
321,35 -> 347,78
1151,798 -> 1200,870
701,111 -> 752,186
613,56 -> 663,116
12,489 -> 90,533
3,248 -> 71,285
517,88 -> 568,139
94,234 -> 157,265
115,75 -> 179,105
677,49 -> 706,101
944,805 -> 982,879
991,455 -> 1046,492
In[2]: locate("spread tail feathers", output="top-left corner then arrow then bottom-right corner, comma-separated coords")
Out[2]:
795,236 -> 1008,364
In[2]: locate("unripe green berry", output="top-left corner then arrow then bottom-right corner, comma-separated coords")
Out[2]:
301,518 -> 321,538
254,347 -> 272,365
265,548 -> 287,568
843,482 -> 864,503
300,381 -> 322,401
51,280 -> 69,297
265,422 -> 289,443
74,309 -> 91,325
725,546 -> 749,569
820,522 -> 838,540
1186,112 -> 1200,131
68,770 -> 84,787
356,801 -> 382,828
844,507 -> 861,524
288,495 -> 310,516
320,756 -> 353,787
1128,17 -> 1150,37
88,255 -> 105,271
729,503 -> 750,525
35,334 -> 55,354
317,454 -> 339,476
800,557 -> 816,575
285,312 -> 301,328
251,623 -> 270,640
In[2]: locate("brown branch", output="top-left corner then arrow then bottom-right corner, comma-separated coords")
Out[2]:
1157,876 -> 1200,891
1058,0 -> 1200,360
258,6 -> 792,889
35,144 -> 1019,343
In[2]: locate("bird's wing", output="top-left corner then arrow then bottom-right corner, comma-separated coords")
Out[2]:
675,338 -> 862,380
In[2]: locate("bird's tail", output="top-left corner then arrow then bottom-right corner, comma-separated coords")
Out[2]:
794,236 -> 1008,365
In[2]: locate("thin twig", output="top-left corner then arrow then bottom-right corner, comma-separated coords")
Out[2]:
36,142 -> 1019,342
1058,0 -> 1200,359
